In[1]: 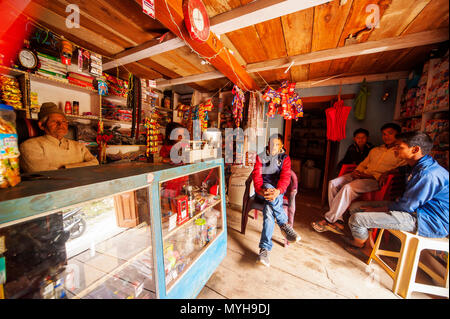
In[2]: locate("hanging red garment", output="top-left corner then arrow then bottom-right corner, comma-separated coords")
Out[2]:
325,99 -> 351,142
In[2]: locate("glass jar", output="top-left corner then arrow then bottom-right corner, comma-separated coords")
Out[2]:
194,218 -> 207,249
0,104 -> 20,188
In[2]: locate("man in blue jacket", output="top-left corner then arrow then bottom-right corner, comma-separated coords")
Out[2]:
346,131 -> 449,250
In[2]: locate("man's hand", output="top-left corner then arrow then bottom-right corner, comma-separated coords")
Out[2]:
351,170 -> 374,180
351,170 -> 362,179
263,188 -> 281,202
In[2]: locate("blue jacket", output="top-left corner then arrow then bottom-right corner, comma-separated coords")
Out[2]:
389,155 -> 449,238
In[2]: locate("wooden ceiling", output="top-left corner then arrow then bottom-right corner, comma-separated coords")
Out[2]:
18,0 -> 450,93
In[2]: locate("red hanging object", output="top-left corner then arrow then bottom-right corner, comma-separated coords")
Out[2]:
325,97 -> 352,142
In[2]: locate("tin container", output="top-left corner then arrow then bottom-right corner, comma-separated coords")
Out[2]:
72,101 -> 79,115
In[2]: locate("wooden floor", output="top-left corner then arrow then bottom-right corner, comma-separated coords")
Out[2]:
197,190 -> 440,299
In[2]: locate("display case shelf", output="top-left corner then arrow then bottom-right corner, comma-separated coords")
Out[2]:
72,246 -> 154,299
162,198 -> 221,241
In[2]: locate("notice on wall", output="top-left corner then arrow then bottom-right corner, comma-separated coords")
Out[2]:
148,79 -> 156,88
142,0 -> 155,19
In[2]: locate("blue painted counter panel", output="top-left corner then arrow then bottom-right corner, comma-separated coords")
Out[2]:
0,159 -> 227,299
148,159 -> 227,298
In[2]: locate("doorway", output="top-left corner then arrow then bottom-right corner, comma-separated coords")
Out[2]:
285,94 -> 355,207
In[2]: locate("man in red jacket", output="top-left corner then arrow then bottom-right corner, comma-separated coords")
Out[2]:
252,134 -> 301,267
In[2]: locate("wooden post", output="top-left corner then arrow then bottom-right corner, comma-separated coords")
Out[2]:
321,139 -> 331,207
284,119 -> 292,155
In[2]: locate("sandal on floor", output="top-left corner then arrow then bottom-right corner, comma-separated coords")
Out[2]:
324,221 -> 345,235
311,220 -> 328,233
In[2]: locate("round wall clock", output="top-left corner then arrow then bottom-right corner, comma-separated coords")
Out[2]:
18,48 -> 39,72
183,0 -> 210,43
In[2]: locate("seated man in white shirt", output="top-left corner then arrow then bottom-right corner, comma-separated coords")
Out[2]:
19,102 -> 99,173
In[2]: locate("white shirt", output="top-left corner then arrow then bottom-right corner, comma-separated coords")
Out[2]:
19,135 -> 99,173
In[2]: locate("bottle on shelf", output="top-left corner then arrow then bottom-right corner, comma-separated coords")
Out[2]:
72,101 -> 79,116
64,101 -> 72,115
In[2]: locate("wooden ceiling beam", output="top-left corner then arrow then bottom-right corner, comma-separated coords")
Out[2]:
103,37 -> 185,70
247,28 -> 449,73
295,71 -> 410,88
155,29 -> 447,88
151,0 -> 258,91
103,0 -> 331,71
209,0 -> 331,35
156,70 -> 223,89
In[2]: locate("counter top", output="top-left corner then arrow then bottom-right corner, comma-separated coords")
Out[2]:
0,159 -> 224,226
0,162 -> 171,203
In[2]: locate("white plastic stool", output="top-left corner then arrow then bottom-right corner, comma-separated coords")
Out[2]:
367,229 -> 449,299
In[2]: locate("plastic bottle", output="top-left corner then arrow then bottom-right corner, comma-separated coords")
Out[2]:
64,101 -> 72,114
39,276 -> 55,299
72,101 -> 79,115
51,267 -> 66,299
184,224 -> 196,255
194,218 -> 207,249
204,210 -> 218,243
187,188 -> 195,218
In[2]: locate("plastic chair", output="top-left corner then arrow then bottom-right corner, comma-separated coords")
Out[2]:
241,169 -> 298,247
337,164 -> 403,201
338,164 -> 357,176
336,163 -> 405,245
16,117 -> 41,144
367,229 -> 449,298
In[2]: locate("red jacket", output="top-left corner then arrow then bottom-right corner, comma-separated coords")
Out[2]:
252,150 -> 291,195
160,144 -> 172,159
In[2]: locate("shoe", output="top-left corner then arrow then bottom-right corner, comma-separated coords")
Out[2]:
257,248 -> 270,267
280,223 -> 301,242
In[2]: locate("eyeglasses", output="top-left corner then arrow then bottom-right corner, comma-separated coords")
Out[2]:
48,120 -> 69,126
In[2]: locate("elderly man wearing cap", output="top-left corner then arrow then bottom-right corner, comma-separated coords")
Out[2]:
19,102 -> 99,173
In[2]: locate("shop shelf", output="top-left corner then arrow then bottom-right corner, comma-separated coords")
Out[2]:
162,198 -> 222,241
0,65 -> 27,77
71,246 -> 155,299
29,73 -> 98,94
66,114 -> 100,120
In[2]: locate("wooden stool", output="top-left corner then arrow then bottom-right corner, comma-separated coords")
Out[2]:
367,229 -> 449,299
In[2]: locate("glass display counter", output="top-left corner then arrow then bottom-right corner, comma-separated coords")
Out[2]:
0,159 -> 227,299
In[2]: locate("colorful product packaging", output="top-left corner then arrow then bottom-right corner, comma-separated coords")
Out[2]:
0,104 -> 20,188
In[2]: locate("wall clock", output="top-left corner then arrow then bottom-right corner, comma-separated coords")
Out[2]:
17,48 -> 39,72
183,0 -> 210,43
